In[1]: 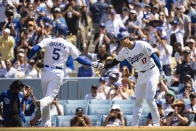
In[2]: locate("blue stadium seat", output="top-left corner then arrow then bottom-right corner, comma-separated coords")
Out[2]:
58,100 -> 67,106
125,115 -> 133,126
66,100 -> 89,105
51,115 -> 57,127
24,116 -> 32,127
88,104 -> 111,115
56,115 -> 74,127
142,104 -> 151,115
139,115 -> 147,126
117,104 -> 134,115
89,99 -> 112,105
65,104 -> 88,115
87,115 -> 102,126
112,99 -> 134,104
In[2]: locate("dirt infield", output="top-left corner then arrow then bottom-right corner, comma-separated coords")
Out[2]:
0,126 -> 196,131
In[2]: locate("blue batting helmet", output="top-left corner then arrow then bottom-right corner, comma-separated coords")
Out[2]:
117,32 -> 129,41
55,24 -> 69,36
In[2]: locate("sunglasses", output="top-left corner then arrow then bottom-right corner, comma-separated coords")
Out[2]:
111,109 -> 120,112
28,24 -> 34,27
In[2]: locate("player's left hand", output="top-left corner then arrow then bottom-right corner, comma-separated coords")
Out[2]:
159,71 -> 166,81
92,61 -> 104,70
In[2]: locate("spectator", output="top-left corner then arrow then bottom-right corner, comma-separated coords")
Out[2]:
50,96 -> 64,116
163,91 -> 175,116
23,85 -> 36,116
146,100 -> 165,126
105,10 -> 124,37
120,65 -> 130,78
171,47 -> 195,85
166,99 -> 190,126
103,104 -> 125,126
25,59 -> 40,78
174,42 -> 183,65
0,28 -> 15,61
121,77 -> 135,97
70,107 -> 92,127
0,80 -> 25,127
0,0 -> 7,30
98,77 -> 110,97
93,23 -> 110,54
155,79 -> 169,100
85,84 -> 106,100
186,93 -> 196,115
107,73 -> 118,87
107,82 -> 128,100
187,38 -> 196,60
3,59 -> 18,78
177,83 -> 194,99
178,75 -> 194,93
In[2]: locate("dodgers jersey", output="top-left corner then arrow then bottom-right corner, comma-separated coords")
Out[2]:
116,40 -> 155,72
38,37 -> 80,68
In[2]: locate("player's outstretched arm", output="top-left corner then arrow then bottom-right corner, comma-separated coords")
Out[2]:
76,56 -> 91,66
28,45 -> 42,59
104,59 -> 120,69
150,53 -> 163,72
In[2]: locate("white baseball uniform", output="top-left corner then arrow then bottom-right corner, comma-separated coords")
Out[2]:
37,37 -> 80,127
116,40 -> 160,126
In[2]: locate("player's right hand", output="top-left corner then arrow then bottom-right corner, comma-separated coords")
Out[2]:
92,61 -> 104,70
159,71 -> 166,81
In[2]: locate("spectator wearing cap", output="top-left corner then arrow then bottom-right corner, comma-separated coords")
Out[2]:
98,77 -> 111,97
167,20 -> 184,51
166,99 -> 190,126
53,7 -> 67,33
70,107 -> 92,127
119,7 -> 129,25
163,90 -> 175,116
146,100 -> 165,126
64,0 -> 80,36
107,73 -> 118,87
77,57 -> 94,77
107,82 -> 128,100
0,80 -> 26,127
175,5 -> 191,43
104,104 -> 125,126
125,10 -> 141,31
0,28 -> 15,61
134,3 -> 143,22
151,5 -> 159,20
25,59 -> 40,78
93,22 -> 111,54
142,5 -> 153,25
186,93 -> 196,116
156,33 -> 173,76
100,4 -> 114,24
90,0 -> 108,34
187,38 -> 196,60
105,10 -> 124,37
171,46 -> 195,85
85,84 -> 106,100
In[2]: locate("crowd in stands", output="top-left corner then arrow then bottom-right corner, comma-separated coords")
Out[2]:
0,0 -> 196,127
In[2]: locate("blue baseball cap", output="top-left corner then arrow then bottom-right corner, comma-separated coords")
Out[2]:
44,22 -> 50,27
43,16 -> 50,22
99,77 -> 107,82
113,82 -> 121,87
119,27 -> 128,32
99,23 -> 105,28
117,32 -> 129,41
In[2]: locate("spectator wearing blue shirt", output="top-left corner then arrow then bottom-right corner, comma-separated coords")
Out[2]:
0,80 -> 26,127
78,57 -> 94,77
23,85 -> 36,117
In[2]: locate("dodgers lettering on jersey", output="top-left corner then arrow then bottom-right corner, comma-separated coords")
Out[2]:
116,40 -> 155,72
38,37 -> 80,68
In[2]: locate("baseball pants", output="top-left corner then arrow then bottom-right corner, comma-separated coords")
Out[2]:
132,66 -> 160,126
40,69 -> 64,127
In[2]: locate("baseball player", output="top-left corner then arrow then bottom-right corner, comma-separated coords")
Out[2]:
92,32 -> 165,126
28,24 -> 91,127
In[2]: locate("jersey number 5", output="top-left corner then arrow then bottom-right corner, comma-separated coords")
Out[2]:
141,57 -> 146,64
53,48 -> 61,60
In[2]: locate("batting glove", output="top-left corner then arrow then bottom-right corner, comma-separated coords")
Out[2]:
92,61 -> 105,70
159,71 -> 166,81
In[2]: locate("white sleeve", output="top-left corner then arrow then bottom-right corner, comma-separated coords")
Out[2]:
37,38 -> 49,48
69,44 -> 81,59
116,48 -> 126,62
142,42 -> 154,56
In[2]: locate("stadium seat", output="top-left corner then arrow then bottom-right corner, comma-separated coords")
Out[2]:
117,104 -> 134,115
112,99 -> 134,104
139,115 -> 147,126
87,115 -> 102,126
65,104 -> 88,115
101,115 -> 108,125
88,104 -> 111,115
89,99 -> 112,105
66,100 -> 89,105
125,115 -> 133,126
56,115 -> 73,127
58,100 -> 67,106
51,115 -> 57,127
24,116 -> 32,127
